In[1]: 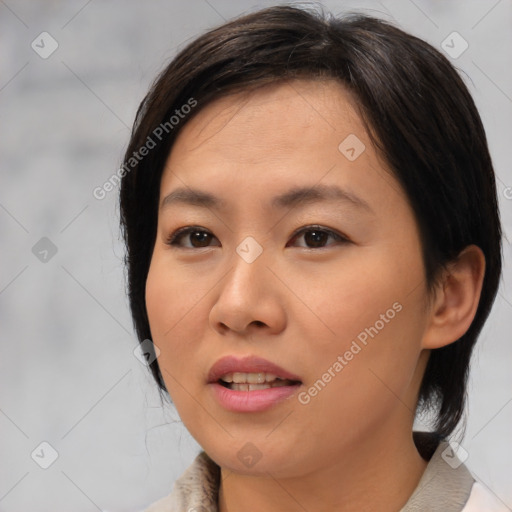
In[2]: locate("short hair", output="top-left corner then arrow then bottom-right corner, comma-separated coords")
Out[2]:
119,4 -> 502,440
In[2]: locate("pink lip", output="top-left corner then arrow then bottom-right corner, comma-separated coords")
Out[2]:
209,382 -> 301,412
207,355 -> 302,413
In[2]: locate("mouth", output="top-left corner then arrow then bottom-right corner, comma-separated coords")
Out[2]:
207,355 -> 302,412
208,354 -> 302,387
217,372 -> 301,391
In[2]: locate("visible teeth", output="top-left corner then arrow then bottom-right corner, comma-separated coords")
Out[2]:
232,383 -> 270,391
229,380 -> 294,391
220,372 -> 280,384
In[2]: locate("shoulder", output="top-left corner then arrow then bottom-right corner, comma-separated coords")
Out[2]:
462,482 -> 511,512
140,451 -> 220,512
402,434 -> 509,511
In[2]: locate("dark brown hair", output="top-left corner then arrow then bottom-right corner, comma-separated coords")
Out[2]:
119,4 -> 502,439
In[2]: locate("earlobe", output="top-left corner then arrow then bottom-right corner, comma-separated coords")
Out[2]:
421,245 -> 486,350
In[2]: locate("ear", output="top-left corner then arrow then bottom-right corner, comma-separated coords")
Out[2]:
421,245 -> 486,350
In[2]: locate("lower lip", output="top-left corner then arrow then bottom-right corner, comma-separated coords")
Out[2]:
209,382 -> 301,412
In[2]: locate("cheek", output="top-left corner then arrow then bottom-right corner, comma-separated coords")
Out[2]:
292,298 -> 426,455
294,247 -> 427,399
294,245 -> 424,348
145,258 -> 207,391
145,254 -> 208,336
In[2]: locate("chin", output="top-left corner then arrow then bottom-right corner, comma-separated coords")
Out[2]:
204,437 -> 306,478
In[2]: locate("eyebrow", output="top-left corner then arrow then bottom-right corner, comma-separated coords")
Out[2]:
160,184 -> 373,214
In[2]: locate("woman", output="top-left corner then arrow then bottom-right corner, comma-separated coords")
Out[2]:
119,5 -> 506,511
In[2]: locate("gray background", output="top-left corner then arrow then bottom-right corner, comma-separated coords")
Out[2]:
1,0 -> 511,510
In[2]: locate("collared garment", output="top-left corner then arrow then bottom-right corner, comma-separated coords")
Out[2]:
142,433 -> 509,511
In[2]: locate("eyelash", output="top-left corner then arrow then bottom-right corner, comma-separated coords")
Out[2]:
165,225 -> 349,250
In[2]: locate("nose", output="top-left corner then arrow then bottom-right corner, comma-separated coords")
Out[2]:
209,245 -> 287,337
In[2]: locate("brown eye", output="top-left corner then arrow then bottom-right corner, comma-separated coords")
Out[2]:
166,227 -> 219,248
288,226 -> 348,249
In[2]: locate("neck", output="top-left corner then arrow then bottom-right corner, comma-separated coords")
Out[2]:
218,424 -> 428,512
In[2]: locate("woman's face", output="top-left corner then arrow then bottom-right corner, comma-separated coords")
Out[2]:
145,79 -> 433,477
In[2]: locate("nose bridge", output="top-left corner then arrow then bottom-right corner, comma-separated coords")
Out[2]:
210,234 -> 283,334
225,234 -> 268,296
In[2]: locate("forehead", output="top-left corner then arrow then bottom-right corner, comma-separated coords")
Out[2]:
172,79 -> 363,157
160,79 -> 409,217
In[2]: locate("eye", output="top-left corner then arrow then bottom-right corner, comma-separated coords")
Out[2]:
166,226 -> 219,249
287,225 -> 349,249
165,225 -> 349,250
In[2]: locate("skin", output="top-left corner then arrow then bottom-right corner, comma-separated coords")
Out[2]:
145,79 -> 485,511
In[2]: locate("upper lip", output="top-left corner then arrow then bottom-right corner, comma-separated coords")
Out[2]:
208,355 -> 302,383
